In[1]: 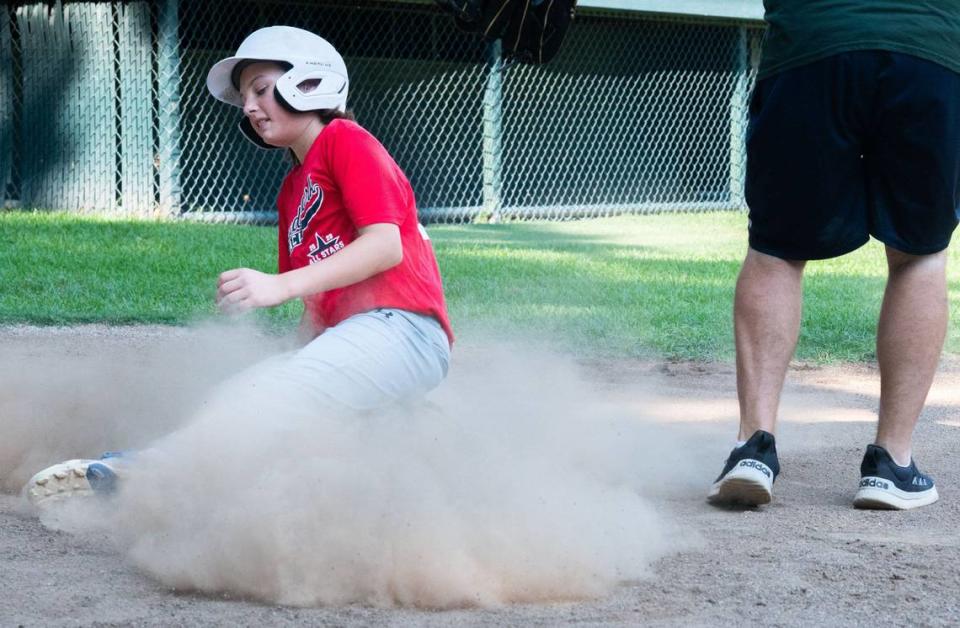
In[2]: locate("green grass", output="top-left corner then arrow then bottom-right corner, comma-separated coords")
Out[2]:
0,213 -> 303,328
2,211 -> 958,362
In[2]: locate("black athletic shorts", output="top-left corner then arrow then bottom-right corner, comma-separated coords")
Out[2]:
745,50 -> 960,260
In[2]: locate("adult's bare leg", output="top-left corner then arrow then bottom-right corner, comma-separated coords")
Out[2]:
874,247 -> 949,465
734,248 -> 807,440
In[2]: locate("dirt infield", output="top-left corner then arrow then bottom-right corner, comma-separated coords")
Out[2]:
2,325 -> 959,626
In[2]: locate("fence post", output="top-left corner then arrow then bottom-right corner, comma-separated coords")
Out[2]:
481,39 -> 503,223
0,8 -> 11,206
729,26 -> 749,210
157,0 -> 182,217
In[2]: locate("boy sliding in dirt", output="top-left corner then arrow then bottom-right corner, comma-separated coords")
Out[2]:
24,26 -> 454,504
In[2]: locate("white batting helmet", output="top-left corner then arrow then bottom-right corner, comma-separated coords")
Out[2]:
206,26 -> 349,148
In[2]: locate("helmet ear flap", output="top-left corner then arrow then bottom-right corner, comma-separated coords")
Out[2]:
238,116 -> 280,149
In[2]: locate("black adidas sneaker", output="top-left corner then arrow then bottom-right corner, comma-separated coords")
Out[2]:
707,430 -> 780,506
853,444 -> 939,510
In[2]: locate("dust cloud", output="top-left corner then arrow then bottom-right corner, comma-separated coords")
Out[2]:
0,323 -> 280,491
1,324 -> 703,608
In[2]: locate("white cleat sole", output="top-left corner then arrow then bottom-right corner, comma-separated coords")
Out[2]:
853,478 -> 939,510
708,461 -> 774,506
23,460 -> 96,507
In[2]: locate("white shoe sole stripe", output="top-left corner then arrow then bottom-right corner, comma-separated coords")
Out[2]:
708,462 -> 774,506
854,478 -> 939,510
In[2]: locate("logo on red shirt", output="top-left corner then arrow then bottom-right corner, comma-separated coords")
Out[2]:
288,175 -> 323,253
308,232 -> 344,263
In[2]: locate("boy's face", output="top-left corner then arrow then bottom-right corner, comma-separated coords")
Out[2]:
238,62 -> 315,148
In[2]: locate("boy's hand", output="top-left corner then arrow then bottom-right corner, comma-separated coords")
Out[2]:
216,268 -> 290,313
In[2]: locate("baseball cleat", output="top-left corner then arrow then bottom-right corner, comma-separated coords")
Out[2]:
23,452 -> 127,507
853,445 -> 938,510
708,430 -> 780,506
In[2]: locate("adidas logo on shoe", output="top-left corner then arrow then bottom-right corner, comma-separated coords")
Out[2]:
738,459 -> 772,478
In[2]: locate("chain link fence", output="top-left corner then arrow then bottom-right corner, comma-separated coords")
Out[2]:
0,1 -> 762,223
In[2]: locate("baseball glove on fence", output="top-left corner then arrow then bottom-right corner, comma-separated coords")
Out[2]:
435,0 -> 578,64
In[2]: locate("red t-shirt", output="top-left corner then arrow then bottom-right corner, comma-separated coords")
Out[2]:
275,119 -> 454,345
